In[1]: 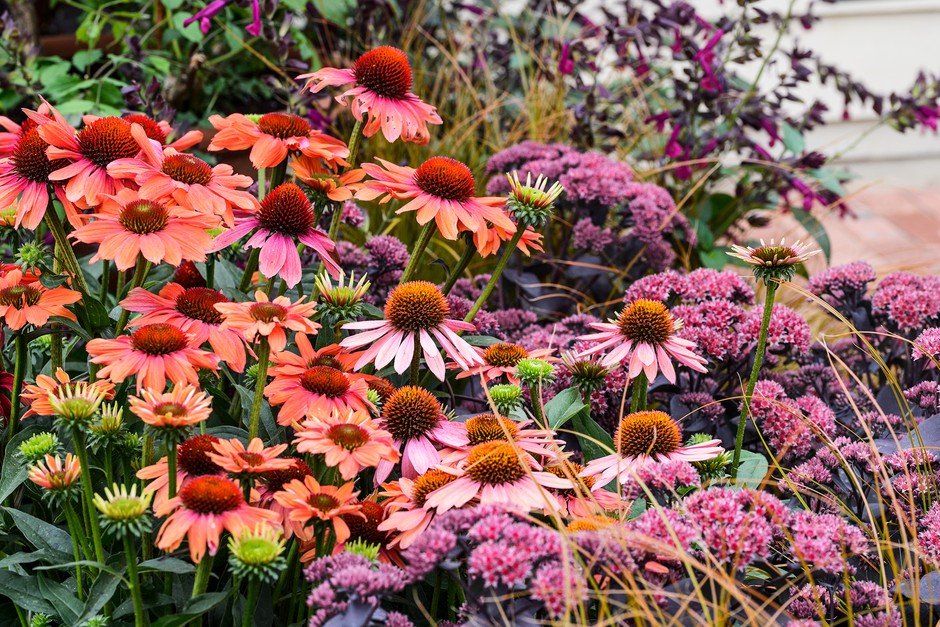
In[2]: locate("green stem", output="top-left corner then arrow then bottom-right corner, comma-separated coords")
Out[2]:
268,162 -> 287,191
124,535 -> 147,627
629,372 -> 648,413
441,234 -> 477,295
51,249 -> 64,372
99,259 -> 110,304
731,281 -> 778,479
71,427 -> 106,566
409,334 -> 421,386
463,226 -> 526,323
6,334 -> 26,448
167,440 -> 178,499
273,541 -> 299,618
44,207 -> 90,295
63,500 -> 85,600
115,267 -> 126,308
528,382 -> 546,427
239,249 -> 261,293
115,257 -> 152,335
345,119 -> 365,170
399,221 -> 436,285
192,553 -> 214,595
242,578 -> 260,627
206,255 -> 215,290
247,340 -> 271,440
104,446 -> 114,486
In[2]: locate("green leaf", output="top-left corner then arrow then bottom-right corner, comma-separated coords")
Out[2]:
235,385 -> 277,441
699,246 -> 732,270
72,49 -> 102,72
544,387 -> 585,430
310,0 -> 355,24
140,557 -> 196,575
36,561 -> 123,579
151,592 -> 231,627
172,13 -> 206,44
161,0 -> 184,8
0,571 -> 56,614
46,315 -> 93,341
0,425 -> 42,502
461,335 -> 502,347
358,303 -> 384,319
791,208 -> 831,263
569,409 -> 614,462
76,571 -> 122,624
733,451 -> 769,488
38,576 -> 82,624
4,507 -> 74,558
781,122 -> 805,154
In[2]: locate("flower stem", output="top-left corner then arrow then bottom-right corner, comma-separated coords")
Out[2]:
629,372 -> 648,413
345,119 -> 365,170
99,259 -> 110,303
63,500 -> 85,600
464,227 -> 525,323
409,334 -> 421,386
192,553 -> 214,596
124,534 -> 147,627
242,578 -> 260,627
6,333 -> 26,448
527,383 -> 547,427
166,439 -> 178,499
441,234 -> 476,295
399,221 -> 436,285
45,207 -> 90,295
731,281 -> 778,479
247,339 -> 271,440
71,427 -> 106,566
115,256 -> 152,335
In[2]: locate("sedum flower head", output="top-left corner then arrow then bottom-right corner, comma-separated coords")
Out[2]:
228,524 -> 287,583
315,270 -> 370,321
344,538 -> 381,562
727,238 -> 818,284
18,431 -> 59,463
49,381 -> 108,425
516,358 -> 556,387
687,433 -> 731,480
488,384 -> 523,415
506,171 -> 563,228
16,242 -> 49,273
94,483 -> 153,539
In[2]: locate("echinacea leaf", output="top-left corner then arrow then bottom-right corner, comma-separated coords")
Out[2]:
545,387 -> 586,430
4,508 -> 74,559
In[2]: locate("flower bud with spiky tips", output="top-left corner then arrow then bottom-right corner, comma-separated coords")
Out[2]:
687,433 -> 731,480
30,614 -> 53,627
489,384 -> 523,415
227,524 -> 287,584
315,270 -> 371,322
516,358 -> 556,387
561,352 -> 610,397
87,402 -> 126,450
727,238 -> 818,285
18,432 -> 59,463
16,242 -> 48,273
49,381 -> 108,426
94,483 -> 153,539
505,171 -> 564,228
344,538 -> 382,562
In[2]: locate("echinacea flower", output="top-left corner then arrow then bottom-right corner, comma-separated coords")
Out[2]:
71,189 -> 216,270
138,434 -> 224,509
128,384 -> 212,436
28,453 -> 81,492
21,368 -> 114,419
293,409 -> 399,480
441,414 -> 562,463
543,461 -> 625,518
35,109 -> 142,205
87,323 -> 220,392
377,470 -> 457,549
273,476 -> 361,544
215,291 -> 320,353
424,440 -> 572,512
373,386 -> 468,483
298,46 -> 442,144
356,157 -> 512,242
228,524 -> 287,583
94,483 -> 153,539
210,182 -> 340,287
580,410 -> 724,486
121,283 -> 247,372
577,298 -> 708,383
256,458 -> 313,537
314,270 -> 371,322
291,154 -> 365,208
47,380 -> 110,424
208,112 -> 349,169
454,342 -> 556,385
728,238 -> 819,283
208,437 -> 294,478
265,361 -> 372,427
107,124 -> 258,227
120,113 -> 203,151
156,475 -> 279,563
505,171 -> 564,228
473,222 -> 544,258
340,281 -> 483,380
0,269 -> 81,330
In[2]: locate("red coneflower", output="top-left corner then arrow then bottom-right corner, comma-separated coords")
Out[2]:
138,434 -> 225,509
0,268 -> 81,331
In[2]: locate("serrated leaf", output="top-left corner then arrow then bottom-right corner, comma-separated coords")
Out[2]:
544,387 -> 585,430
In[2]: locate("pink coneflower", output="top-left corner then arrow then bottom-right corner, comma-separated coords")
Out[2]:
87,323 -> 219,392
0,108 -> 80,230
454,342 -> 557,385
214,291 -> 319,353
21,368 -> 115,419
71,189 -> 216,271
256,459 -> 314,538
580,411 -> 723,486
107,124 -> 258,227
273,476 -> 361,544
0,269 -> 81,331
121,283 -> 247,372
210,182 -> 340,287
373,386 -> 468,483
340,281 -> 483,380
424,440 -> 572,512
298,46 -> 442,144
473,222 -> 544,257
265,362 -> 371,427
156,475 -> 279,563
28,453 -> 82,491
728,238 -> 818,283
440,414 -> 562,465
138,434 -> 224,509
128,384 -> 212,431
377,470 -> 457,549
34,109 -> 142,206
0,114 -> 30,158
576,298 -> 708,383
208,437 -> 294,479
356,157 -> 512,242
543,461 -> 626,518
293,409 -> 399,480
208,112 -> 349,169
121,113 -> 202,151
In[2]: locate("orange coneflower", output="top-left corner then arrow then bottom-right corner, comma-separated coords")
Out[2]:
208,438 -> 294,479
273,475 -> 360,544
86,323 -> 219,392
472,222 -> 544,258
215,291 -> 319,353
208,112 -> 349,170
128,384 -> 213,431
0,268 -> 81,331
298,46 -> 442,145
28,453 -> 81,491
21,368 -> 115,419
293,409 -> 399,480
291,154 -> 365,204
71,189 -> 216,271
